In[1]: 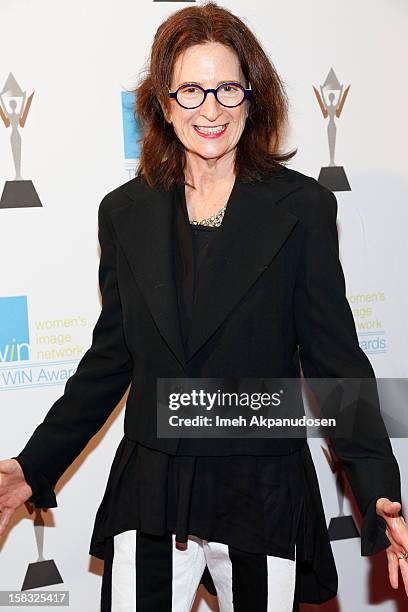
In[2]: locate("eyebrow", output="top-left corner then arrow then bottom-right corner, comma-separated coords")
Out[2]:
175,80 -> 242,88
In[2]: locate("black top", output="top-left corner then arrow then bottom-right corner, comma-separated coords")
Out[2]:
13,181 -> 390,605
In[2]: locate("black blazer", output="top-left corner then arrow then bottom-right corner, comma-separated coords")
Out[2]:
15,165 -> 401,550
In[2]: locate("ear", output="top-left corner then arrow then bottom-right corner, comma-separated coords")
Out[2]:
158,98 -> 172,124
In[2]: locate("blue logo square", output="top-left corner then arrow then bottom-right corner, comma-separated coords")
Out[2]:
121,91 -> 142,160
0,296 -> 30,362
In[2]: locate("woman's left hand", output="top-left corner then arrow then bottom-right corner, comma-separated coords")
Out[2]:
376,498 -> 408,595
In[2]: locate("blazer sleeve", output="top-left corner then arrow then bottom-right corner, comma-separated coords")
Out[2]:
293,184 -> 403,556
11,194 -> 133,508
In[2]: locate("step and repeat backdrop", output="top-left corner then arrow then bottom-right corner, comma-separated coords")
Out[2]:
1,1 -> 407,610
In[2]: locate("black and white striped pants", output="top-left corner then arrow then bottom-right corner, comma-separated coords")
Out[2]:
101,529 -> 297,611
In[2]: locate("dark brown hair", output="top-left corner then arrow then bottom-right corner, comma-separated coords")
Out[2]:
133,1 -> 296,189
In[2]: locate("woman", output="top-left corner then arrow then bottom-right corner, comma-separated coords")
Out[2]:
0,2 -> 407,611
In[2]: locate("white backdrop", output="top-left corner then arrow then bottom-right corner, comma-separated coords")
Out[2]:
1,1 -> 407,610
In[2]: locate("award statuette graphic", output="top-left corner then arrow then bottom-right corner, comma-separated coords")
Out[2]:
0,72 -> 42,209
323,442 -> 359,541
313,68 -> 351,192
21,508 -> 63,590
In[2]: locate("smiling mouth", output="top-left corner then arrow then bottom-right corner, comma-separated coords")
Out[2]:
193,124 -> 228,136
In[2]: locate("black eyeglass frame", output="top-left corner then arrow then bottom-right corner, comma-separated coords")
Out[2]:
168,81 -> 252,109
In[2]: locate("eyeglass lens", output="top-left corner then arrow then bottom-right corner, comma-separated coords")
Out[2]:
177,83 -> 245,108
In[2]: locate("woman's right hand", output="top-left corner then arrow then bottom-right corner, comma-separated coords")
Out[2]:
0,458 -> 35,537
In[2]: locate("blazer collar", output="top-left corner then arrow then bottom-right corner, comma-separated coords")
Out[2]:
110,168 -> 302,369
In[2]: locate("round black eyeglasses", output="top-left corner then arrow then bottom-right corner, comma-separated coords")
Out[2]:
168,81 -> 252,109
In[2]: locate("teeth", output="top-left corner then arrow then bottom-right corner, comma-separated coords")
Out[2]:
195,124 -> 227,134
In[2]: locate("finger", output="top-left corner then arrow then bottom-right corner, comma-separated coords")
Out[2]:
386,519 -> 408,553
399,558 -> 408,597
387,548 -> 399,589
385,515 -> 406,533
378,499 -> 402,517
385,528 -> 408,558
0,507 -> 14,538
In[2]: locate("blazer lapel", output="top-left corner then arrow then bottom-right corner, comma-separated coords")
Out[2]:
110,169 -> 303,369
186,174 -> 302,361
110,182 -> 187,368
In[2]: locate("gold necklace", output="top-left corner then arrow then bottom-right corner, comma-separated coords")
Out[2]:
190,204 -> 227,227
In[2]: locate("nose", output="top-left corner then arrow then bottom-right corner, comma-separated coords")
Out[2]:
199,91 -> 223,120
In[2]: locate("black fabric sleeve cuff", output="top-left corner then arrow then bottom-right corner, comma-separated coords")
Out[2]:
11,455 -> 58,509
